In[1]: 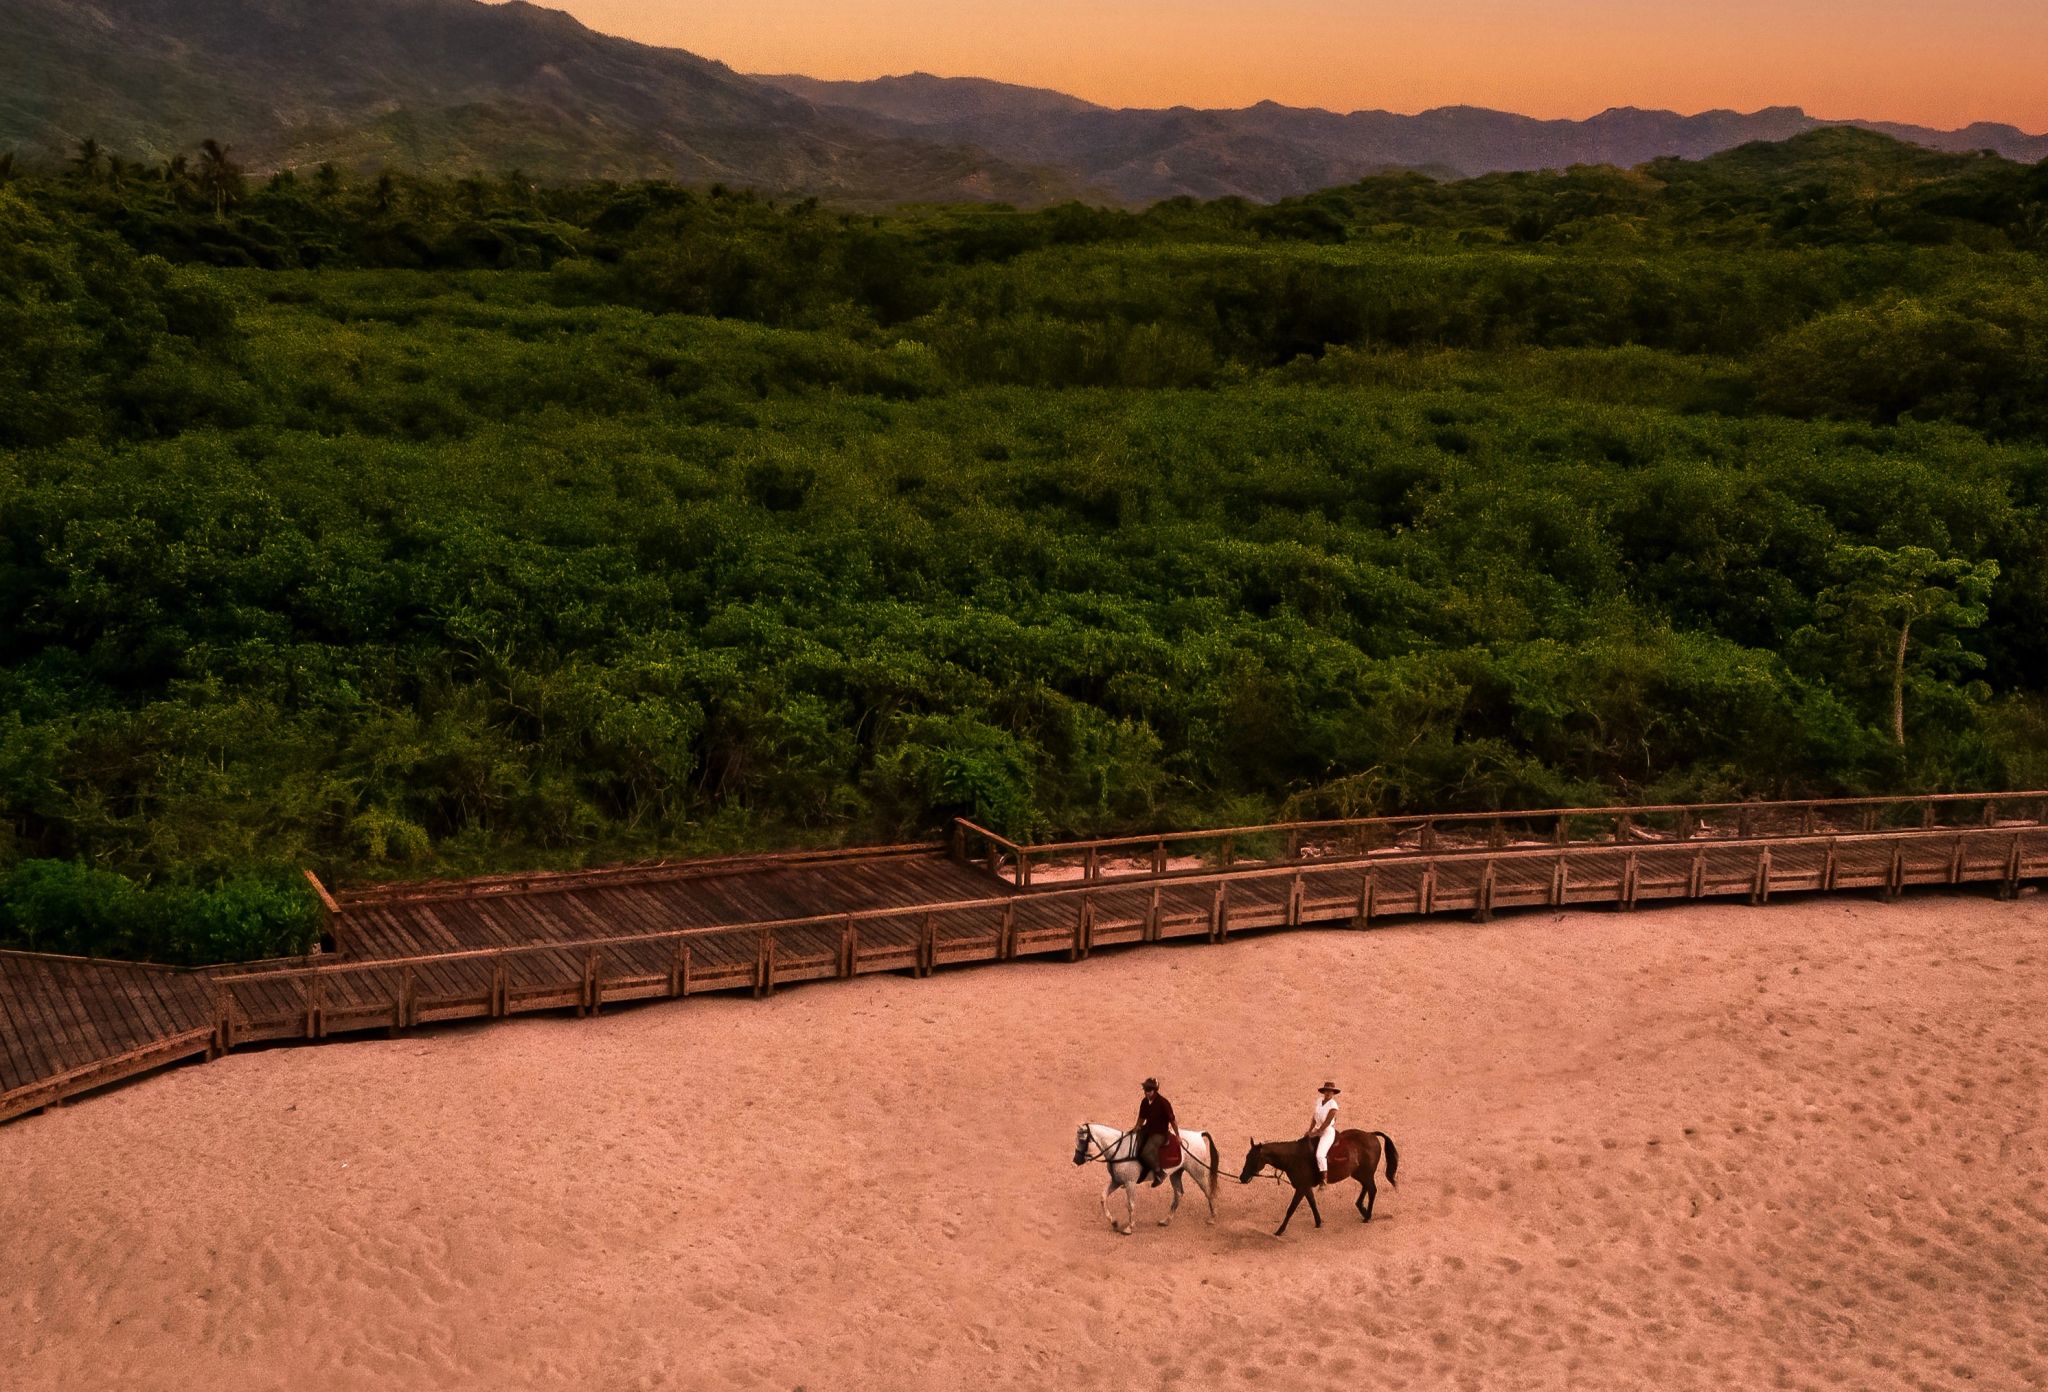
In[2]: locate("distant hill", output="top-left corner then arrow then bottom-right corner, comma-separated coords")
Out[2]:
5,1 -> 2042,206
759,72 -> 2048,203
0,0 -> 1077,204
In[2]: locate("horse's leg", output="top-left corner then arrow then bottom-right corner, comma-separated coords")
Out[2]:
1358,1172 -> 1377,1222
1101,1175 -> 1121,1229
1276,1189 -> 1304,1237
1160,1172 -> 1182,1227
1122,1178 -> 1136,1235
1306,1186 -> 1323,1228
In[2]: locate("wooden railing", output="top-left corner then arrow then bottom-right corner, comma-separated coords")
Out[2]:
10,813 -> 2048,1121
212,820 -> 2048,1047
956,791 -> 2048,889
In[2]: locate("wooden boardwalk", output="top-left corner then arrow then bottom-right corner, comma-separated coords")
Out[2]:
5,793 -> 2046,1123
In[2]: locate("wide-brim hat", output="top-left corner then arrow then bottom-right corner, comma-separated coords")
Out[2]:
1318,1082 -> 1341,1094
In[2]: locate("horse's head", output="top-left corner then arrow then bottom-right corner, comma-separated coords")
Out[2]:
1072,1124 -> 1094,1166
1238,1137 -> 1267,1185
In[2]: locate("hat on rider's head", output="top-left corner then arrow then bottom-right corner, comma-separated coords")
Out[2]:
1142,1077 -> 1159,1091
1318,1082 -> 1341,1094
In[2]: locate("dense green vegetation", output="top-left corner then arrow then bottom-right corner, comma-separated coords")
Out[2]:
4,128 -> 2047,961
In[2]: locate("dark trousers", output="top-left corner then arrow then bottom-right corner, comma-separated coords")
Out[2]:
1139,1133 -> 1166,1175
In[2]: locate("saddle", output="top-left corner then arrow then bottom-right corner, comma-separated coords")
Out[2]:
1306,1131 -> 1353,1186
1156,1132 -> 1183,1170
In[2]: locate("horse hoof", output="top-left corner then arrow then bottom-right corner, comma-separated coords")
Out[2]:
1157,1218 -> 1171,1227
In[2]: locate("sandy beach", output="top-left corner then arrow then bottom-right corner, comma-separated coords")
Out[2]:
3,892 -> 2044,1390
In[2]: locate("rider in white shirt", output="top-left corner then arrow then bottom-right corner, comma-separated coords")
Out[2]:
1307,1082 -> 1341,1181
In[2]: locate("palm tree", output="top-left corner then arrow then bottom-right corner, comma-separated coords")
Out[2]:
195,138 -> 243,218
70,136 -> 105,182
161,153 -> 193,209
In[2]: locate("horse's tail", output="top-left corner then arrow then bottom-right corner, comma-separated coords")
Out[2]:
1202,1131 -> 1220,1206
1375,1131 -> 1399,1187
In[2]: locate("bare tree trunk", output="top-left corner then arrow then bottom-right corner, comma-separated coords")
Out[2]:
1892,620 -> 1910,747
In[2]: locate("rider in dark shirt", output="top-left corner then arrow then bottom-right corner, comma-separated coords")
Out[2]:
1135,1077 -> 1176,1186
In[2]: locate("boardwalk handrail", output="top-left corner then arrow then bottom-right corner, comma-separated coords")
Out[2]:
228,822 -> 2018,983
11,816 -> 2044,1123
966,790 -> 2048,888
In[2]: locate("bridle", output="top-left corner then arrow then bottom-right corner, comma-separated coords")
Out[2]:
1076,1125 -> 1134,1168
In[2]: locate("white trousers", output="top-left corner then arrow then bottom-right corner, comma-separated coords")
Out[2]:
1315,1127 -> 1336,1173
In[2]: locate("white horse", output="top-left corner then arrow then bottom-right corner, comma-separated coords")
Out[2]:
1072,1122 -> 1220,1234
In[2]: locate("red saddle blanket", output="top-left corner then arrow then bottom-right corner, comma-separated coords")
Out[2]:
1157,1133 -> 1183,1169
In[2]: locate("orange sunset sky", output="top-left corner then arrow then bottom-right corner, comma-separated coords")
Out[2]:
508,0 -> 2048,132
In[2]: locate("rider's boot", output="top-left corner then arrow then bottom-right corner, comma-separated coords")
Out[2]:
1150,1165 -> 1164,1187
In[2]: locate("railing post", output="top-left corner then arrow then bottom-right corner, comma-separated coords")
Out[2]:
1688,848 -> 1706,899
588,950 -> 604,1014
1621,852 -> 1639,910
1823,838 -> 1839,892
1751,848 -> 1772,904
1615,814 -> 1631,845
1886,844 -> 1904,900
492,958 -> 509,1017
1554,815 -> 1568,847
1146,886 -> 1162,942
1286,830 -> 1301,862
1287,872 -> 1303,926
1475,860 -> 1496,922
214,983 -> 234,1055
1085,847 -> 1099,883
999,902 -> 1016,960
402,966 -> 417,1029
671,939 -> 689,995
1420,862 -> 1437,915
1948,836 -> 1965,886
1354,870 -> 1376,927
2004,832 -> 2023,898
1551,855 -> 1568,907
920,913 -> 937,976
1020,850 -> 1032,889
1152,840 -> 1166,876
840,915 -> 856,977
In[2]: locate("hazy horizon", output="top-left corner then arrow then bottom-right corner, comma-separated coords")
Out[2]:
491,0 -> 2048,133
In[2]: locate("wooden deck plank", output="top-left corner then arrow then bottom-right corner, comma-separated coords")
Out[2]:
18,957 -> 94,1078
0,963 -> 55,1090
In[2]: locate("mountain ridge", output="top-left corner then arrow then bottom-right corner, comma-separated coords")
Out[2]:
756,73 -> 2048,202
4,0 -> 2042,205
0,0 -> 1080,205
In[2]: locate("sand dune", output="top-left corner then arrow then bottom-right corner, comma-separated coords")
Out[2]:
3,893 -> 2044,1390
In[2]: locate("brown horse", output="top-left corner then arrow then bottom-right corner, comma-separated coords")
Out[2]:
1237,1128 -> 1399,1236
